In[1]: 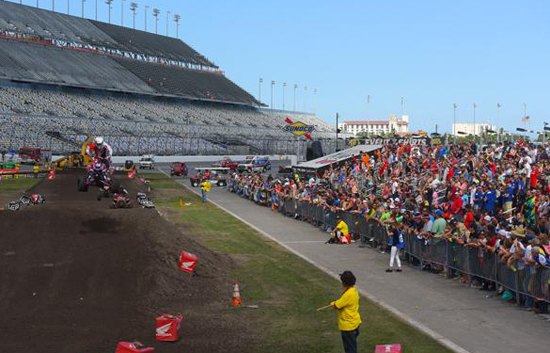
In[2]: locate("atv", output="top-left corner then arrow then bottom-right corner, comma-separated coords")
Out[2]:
111,189 -> 132,209
78,159 -> 120,200
136,192 -> 155,208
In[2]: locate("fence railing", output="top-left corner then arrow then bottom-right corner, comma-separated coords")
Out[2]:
227,180 -> 550,305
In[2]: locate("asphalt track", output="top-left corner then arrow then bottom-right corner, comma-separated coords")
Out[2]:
163,166 -> 550,353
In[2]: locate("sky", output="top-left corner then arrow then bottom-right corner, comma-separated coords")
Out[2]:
14,0 -> 550,134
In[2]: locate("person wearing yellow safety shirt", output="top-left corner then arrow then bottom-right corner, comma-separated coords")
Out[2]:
326,216 -> 352,244
330,271 -> 361,353
199,178 -> 212,203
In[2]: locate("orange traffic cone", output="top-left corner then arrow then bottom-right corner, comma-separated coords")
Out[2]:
232,282 -> 241,307
271,204 -> 275,211
178,198 -> 183,208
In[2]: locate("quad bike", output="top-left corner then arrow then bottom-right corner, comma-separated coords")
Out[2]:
5,194 -> 37,211
111,188 -> 133,209
78,159 -> 120,200
136,192 -> 155,208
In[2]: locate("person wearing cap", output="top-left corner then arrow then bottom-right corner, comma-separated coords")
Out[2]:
326,216 -> 351,244
386,222 -> 404,272
431,209 -> 447,235
330,271 -> 361,353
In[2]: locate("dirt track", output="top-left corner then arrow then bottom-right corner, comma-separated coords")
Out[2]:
0,172 -> 253,353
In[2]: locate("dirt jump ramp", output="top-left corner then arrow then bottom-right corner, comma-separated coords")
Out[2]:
0,172 -> 253,353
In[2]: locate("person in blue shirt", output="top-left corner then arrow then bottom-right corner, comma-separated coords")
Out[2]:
474,189 -> 484,210
386,223 -> 405,272
483,187 -> 497,215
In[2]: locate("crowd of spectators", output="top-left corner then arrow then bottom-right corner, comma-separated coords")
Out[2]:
227,140 -> 550,313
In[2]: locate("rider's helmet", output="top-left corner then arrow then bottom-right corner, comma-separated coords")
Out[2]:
94,136 -> 104,147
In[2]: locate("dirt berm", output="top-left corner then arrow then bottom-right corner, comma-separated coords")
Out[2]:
0,172 -> 255,353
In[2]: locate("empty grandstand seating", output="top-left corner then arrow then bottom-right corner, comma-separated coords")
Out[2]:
0,40 -> 155,92
0,1 -> 114,44
0,3 -> 342,156
0,87 -> 337,155
92,21 -> 214,67
0,2 -> 255,105
114,58 -> 258,104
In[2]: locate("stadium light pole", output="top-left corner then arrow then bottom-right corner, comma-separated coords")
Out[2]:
258,78 -> 263,103
36,0 -> 39,8
293,84 -> 297,111
95,0 -> 97,20
144,5 -> 149,31
153,8 -> 160,34
130,2 -> 138,29
453,103 -> 457,144
174,14 -> 181,38
303,85 -> 308,112
473,102 -> 477,144
121,0 -> 125,26
52,0 -> 55,11
166,10 -> 171,36
336,112 -> 339,151
105,0 -> 113,24
313,88 -> 317,114
282,82 -> 286,111
270,80 -> 275,111
81,0 -> 86,18
67,0 -> 69,14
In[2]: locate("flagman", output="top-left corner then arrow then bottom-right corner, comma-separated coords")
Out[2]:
330,271 -> 361,353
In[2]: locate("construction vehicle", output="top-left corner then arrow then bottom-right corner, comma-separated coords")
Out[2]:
54,136 -> 94,170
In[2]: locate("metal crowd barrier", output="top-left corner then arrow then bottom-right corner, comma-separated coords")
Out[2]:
225,179 -> 550,305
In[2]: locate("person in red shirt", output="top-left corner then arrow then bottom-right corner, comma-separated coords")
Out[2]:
450,193 -> 463,215
463,205 -> 474,229
530,166 -> 539,189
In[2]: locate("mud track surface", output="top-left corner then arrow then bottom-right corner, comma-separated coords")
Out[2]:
0,172 -> 253,353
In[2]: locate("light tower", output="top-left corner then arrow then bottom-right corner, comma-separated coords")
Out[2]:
173,14 -> 181,38
130,2 -> 138,29
105,0 -> 113,24
152,8 -> 160,34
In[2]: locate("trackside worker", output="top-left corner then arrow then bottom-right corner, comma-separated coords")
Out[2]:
330,271 -> 361,353
335,216 -> 351,244
33,163 -> 40,178
200,179 -> 211,202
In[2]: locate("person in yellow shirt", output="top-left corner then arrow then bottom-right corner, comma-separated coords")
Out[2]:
199,179 -> 212,202
326,216 -> 352,244
330,271 -> 361,353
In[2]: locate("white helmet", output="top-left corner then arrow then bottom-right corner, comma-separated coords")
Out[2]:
94,136 -> 104,146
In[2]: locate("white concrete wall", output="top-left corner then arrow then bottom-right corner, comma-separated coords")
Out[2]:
53,155 -> 297,165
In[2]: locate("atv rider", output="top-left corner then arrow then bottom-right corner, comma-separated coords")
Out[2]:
87,137 -> 113,171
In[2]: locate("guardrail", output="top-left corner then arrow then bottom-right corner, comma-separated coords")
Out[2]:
227,179 -> 550,307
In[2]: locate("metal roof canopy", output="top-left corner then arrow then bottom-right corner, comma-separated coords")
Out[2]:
293,144 -> 382,172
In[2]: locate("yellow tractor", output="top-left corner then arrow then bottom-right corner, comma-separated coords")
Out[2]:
54,136 -> 95,170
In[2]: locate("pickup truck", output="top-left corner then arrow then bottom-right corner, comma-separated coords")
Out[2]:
212,157 -> 239,171
139,155 -> 155,170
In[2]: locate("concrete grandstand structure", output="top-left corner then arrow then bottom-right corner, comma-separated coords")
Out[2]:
0,1 -> 340,156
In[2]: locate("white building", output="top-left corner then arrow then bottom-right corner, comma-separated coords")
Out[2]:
339,115 -> 410,137
452,123 -> 496,136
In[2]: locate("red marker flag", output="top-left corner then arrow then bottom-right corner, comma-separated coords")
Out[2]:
178,251 -> 197,273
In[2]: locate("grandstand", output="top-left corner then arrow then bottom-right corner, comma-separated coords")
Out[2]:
0,2 -> 344,154
0,2 -> 341,156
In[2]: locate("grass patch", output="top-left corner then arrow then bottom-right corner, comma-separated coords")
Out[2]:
0,177 -> 40,193
150,173 -> 454,353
